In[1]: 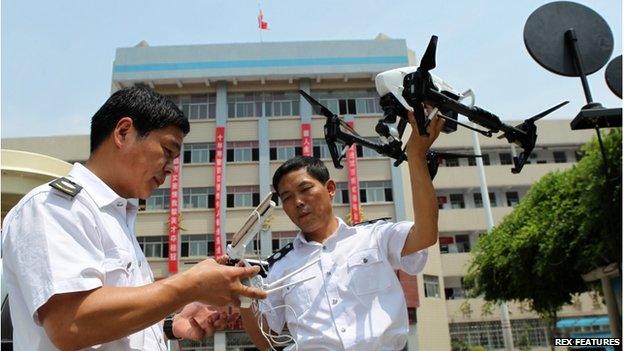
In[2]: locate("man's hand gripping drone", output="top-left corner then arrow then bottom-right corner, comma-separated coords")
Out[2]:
300,35 -> 569,175
226,193 -> 318,308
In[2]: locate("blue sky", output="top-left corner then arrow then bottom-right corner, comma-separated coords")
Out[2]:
1,0 -> 621,138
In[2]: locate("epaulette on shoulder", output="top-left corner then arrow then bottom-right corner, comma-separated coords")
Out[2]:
354,217 -> 392,226
266,242 -> 294,269
49,177 -> 82,198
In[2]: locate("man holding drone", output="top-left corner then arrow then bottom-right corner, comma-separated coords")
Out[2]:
231,108 -> 444,350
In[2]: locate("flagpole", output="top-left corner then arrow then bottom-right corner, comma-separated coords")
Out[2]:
257,1 -> 263,43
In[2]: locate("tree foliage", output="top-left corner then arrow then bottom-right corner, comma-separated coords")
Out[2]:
466,129 -> 621,316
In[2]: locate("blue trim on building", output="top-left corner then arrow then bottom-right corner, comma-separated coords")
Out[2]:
114,56 -> 408,73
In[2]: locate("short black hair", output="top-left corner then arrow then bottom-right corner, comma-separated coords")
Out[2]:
272,156 -> 330,194
90,87 -> 190,153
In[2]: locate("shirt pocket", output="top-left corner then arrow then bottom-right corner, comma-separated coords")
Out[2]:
103,248 -> 136,287
282,278 -> 312,318
347,248 -> 391,295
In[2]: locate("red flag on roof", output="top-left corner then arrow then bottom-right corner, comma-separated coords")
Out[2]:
257,9 -> 269,30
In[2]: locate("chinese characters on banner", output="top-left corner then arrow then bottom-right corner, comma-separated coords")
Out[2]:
167,157 -> 181,274
346,121 -> 361,224
301,123 -> 312,156
214,127 -> 225,259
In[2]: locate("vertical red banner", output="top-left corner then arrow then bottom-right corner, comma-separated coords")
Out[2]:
214,126 -> 225,259
168,157 -> 181,274
346,121 -> 361,224
301,123 -> 312,156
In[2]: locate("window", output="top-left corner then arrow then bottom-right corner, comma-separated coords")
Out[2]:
446,157 -> 459,167
264,92 -> 300,117
439,236 -> 454,253
575,150 -> 584,161
355,97 -> 382,114
226,186 -> 260,208
334,182 -> 349,204
170,94 -> 216,120
271,231 -> 297,252
311,89 -> 381,116
437,196 -> 447,209
183,187 -> 215,209
456,234 -> 471,253
423,275 -> 440,298
473,192 -> 497,208
270,140 -> 301,161
183,143 -> 215,164
227,91 -> 300,118
553,151 -> 567,163
469,154 -> 490,166
450,194 -> 465,209
506,192 -> 520,207
146,188 -> 170,210
499,152 -> 512,165
181,234 -> 214,257
313,139 -> 332,159
227,93 -> 257,118
137,236 -> 169,258
359,181 -> 393,203
227,141 -> 259,162
339,99 -> 356,115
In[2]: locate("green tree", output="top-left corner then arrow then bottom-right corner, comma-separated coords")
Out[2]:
466,129 -> 621,350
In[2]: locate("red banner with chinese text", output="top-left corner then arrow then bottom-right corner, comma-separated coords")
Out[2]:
301,123 -> 312,156
167,157 -> 181,274
346,121 -> 361,224
214,126 -> 225,258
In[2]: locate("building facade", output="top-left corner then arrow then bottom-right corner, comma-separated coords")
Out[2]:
1,36 -> 608,351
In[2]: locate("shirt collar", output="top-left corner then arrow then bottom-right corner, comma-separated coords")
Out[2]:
293,217 -> 347,248
68,163 -> 137,209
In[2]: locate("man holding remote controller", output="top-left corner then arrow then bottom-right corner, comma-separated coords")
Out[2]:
2,87 -> 267,350
230,108 -> 444,350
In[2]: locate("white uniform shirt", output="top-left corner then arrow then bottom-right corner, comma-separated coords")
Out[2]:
261,217 -> 428,351
1,163 -> 167,351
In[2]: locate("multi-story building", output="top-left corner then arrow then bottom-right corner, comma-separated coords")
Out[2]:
1,36 -> 607,351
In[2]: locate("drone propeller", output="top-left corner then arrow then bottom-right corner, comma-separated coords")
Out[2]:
299,90 -> 335,119
498,100 -> 569,139
526,100 -> 569,123
420,35 -> 438,72
299,89 -> 359,135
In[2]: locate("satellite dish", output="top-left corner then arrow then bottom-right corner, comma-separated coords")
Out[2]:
524,1 -> 613,77
524,1 -> 621,130
605,55 -> 622,98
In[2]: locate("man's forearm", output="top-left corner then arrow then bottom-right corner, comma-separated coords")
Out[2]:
402,153 -> 439,256
240,307 -> 271,351
39,271 -> 195,350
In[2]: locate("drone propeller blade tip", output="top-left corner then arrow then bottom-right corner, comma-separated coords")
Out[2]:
420,35 -> 438,71
526,100 -> 570,123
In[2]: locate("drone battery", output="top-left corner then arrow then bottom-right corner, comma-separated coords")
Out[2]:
439,91 -> 459,133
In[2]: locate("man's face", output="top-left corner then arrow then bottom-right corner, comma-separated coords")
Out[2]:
120,125 -> 184,199
277,168 -> 335,234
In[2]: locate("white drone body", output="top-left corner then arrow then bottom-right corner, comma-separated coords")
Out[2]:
226,193 -> 318,308
374,66 -> 474,142
375,66 -> 463,111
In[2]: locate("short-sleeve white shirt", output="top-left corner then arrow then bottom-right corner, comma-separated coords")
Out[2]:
1,163 -> 167,351
260,217 -> 428,351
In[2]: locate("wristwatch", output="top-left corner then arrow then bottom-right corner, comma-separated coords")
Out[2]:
163,315 -> 180,340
